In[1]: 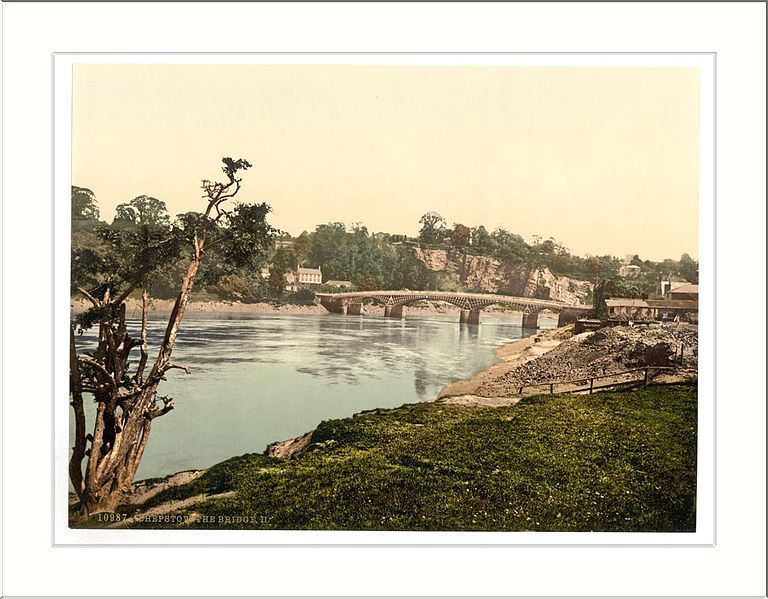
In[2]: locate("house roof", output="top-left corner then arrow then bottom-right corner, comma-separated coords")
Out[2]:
646,299 -> 698,309
605,298 -> 649,308
297,267 -> 321,275
668,284 -> 698,295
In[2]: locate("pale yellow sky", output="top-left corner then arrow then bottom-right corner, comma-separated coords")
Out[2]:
72,64 -> 699,261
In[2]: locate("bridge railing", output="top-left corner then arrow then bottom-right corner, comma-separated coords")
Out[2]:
509,365 -> 696,397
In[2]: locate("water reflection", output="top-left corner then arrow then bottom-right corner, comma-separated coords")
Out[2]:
71,312 -> 556,479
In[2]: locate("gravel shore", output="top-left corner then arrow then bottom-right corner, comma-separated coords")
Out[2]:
438,322 -> 698,407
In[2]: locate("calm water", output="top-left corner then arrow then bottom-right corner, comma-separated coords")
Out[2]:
72,311 -> 556,480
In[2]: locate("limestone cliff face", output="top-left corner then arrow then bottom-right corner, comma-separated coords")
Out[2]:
413,248 -> 592,305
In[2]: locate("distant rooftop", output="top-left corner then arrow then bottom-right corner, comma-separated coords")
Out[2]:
605,298 -> 649,307
297,267 -> 321,275
668,284 -> 698,294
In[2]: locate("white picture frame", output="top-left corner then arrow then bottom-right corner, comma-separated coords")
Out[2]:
2,3 -> 765,597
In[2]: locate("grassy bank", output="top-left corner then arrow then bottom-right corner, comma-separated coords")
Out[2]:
83,383 -> 697,532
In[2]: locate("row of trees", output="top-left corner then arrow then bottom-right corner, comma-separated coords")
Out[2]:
73,187 -> 278,303
74,194 -> 698,305
263,223 -> 453,294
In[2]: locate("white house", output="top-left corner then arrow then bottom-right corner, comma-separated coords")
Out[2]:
297,267 -> 322,287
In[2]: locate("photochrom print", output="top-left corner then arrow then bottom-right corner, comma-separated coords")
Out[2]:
62,55 -> 710,540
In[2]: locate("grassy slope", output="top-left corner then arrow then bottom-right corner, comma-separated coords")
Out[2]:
121,384 -> 697,532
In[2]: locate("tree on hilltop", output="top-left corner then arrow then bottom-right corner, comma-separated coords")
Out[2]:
69,157 -> 277,517
418,212 -> 446,246
451,223 -> 471,248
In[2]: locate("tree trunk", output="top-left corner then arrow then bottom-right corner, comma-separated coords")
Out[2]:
75,258 -> 202,518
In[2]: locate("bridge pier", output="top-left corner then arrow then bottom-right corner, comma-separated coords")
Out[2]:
459,309 -> 470,323
521,312 -> 539,329
320,299 -> 348,314
468,308 -> 481,325
347,302 -> 363,315
384,305 -> 392,317
388,305 -> 404,318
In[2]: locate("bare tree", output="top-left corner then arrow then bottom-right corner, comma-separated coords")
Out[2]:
70,158 -> 275,517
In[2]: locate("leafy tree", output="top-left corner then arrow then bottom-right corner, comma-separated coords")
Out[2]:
355,272 -> 380,291
268,264 -> 287,296
309,222 -> 348,269
289,288 -> 316,305
113,195 -> 171,228
69,157 -> 277,517
418,212 -> 446,245
72,186 -> 101,230
214,274 -> 256,302
273,247 -> 297,272
678,253 -> 699,284
293,231 -> 312,266
491,228 -> 529,263
451,223 -> 471,248
584,255 -> 620,284
470,225 -> 493,255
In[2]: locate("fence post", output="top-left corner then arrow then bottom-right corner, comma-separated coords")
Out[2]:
549,383 -> 554,395
644,368 -> 649,387
589,378 -> 594,394
518,386 -> 523,395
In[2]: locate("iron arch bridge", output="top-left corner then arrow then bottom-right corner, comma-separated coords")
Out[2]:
316,290 -> 591,326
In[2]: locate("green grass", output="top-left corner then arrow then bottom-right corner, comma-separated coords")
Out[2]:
122,384 -> 697,532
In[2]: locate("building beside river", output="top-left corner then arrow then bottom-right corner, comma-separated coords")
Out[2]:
297,267 -> 323,288
665,283 -> 699,301
603,295 -> 698,323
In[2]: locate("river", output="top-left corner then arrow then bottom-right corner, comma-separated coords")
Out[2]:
71,311 -> 556,480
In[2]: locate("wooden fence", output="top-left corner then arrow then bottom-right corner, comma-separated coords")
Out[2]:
512,366 -> 696,397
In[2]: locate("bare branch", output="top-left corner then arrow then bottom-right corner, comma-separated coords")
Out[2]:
148,396 -> 174,419
77,287 -> 100,307
78,357 -> 117,392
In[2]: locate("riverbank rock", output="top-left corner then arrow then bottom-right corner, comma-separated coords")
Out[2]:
265,431 -> 313,459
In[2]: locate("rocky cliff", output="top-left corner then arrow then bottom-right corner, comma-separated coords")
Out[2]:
413,248 -> 592,305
